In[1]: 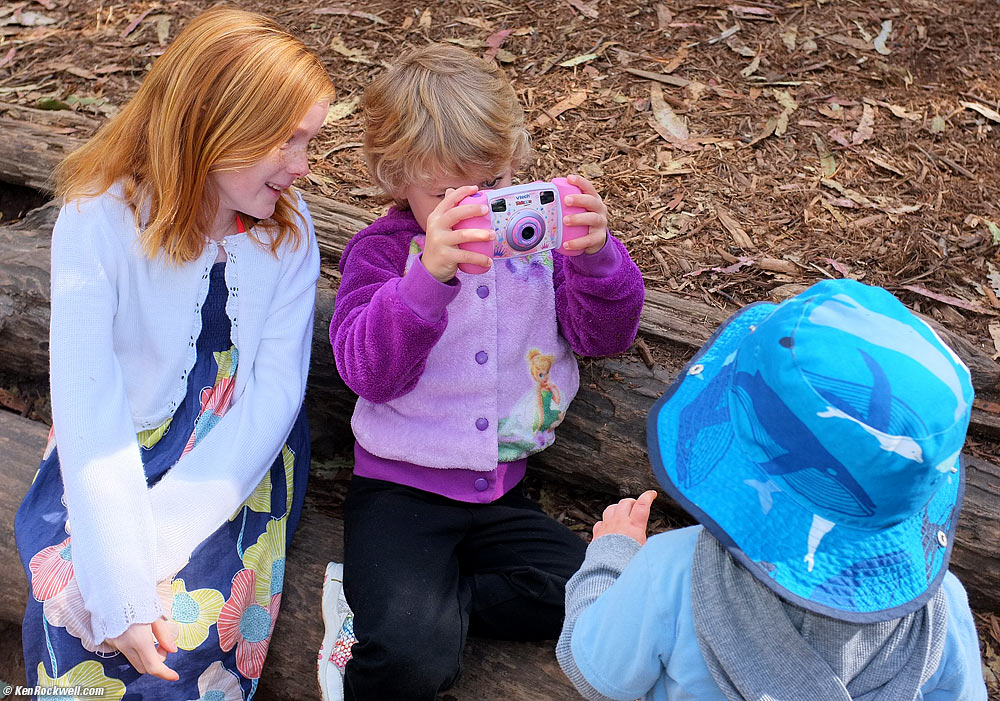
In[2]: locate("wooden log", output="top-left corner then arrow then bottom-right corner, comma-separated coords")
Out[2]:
1,114 -> 998,392
0,411 -> 580,699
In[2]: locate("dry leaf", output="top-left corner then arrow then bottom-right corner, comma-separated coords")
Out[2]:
0,47 -> 15,68
988,322 -> 1000,359
813,133 -> 837,177
656,150 -> 694,174
708,25 -> 740,44
773,89 -> 798,137
903,285 -> 999,316
758,257 -> 797,275
330,35 -> 373,63
6,10 -> 56,26
419,8 -> 431,29
717,206 -> 756,249
729,5 -> 775,20
852,103 -> 876,145
781,26 -> 797,52
350,185 -> 384,197
740,54 -> 761,78
748,117 -> 778,146
989,264 -> 1000,298
650,83 -> 689,140
624,67 -> 692,88
863,98 -> 920,121
484,28 -> 513,61
930,116 -> 947,133
566,0 -> 599,19
873,20 -> 892,55
865,154 -> 904,177
985,219 -> 1000,245
661,47 -> 688,73
444,38 -> 485,49
823,258 -> 851,277
532,90 -> 587,127
51,63 -> 96,80
457,17 -> 492,30
560,53 -> 598,68
714,256 -> 755,274
121,8 -> 155,38
961,101 -> 1000,124
313,7 -> 387,24
326,96 -> 360,121
656,4 -> 674,29
827,34 -> 870,51
154,15 -> 170,46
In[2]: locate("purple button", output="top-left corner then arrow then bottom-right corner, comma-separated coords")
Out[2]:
477,285 -> 490,299
475,351 -> 488,365
474,477 -> 489,492
475,417 -> 489,431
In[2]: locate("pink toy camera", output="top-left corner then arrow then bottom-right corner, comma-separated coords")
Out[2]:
455,177 -> 587,274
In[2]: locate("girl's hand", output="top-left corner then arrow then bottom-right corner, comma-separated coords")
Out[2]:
592,490 -> 658,546
109,618 -> 179,681
421,185 -> 494,282
562,174 -> 610,255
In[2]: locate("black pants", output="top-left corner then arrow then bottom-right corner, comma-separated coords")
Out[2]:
342,474 -> 587,701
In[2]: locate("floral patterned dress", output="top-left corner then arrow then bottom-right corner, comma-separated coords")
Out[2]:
15,261 -> 310,700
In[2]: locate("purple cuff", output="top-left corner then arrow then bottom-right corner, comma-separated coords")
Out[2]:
353,443 -> 527,504
565,231 -> 622,278
397,255 -> 461,322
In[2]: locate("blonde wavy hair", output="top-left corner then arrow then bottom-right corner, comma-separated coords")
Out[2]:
56,6 -> 334,263
361,43 -> 531,206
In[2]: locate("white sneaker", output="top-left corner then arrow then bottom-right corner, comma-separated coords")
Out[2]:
318,562 -> 356,701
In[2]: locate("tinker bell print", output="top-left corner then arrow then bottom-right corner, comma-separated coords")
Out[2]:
498,348 -> 566,461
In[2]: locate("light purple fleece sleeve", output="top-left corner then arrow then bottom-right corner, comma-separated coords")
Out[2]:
330,212 -> 460,403
553,232 -> 645,357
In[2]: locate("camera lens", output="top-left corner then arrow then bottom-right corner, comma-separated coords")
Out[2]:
507,212 -> 546,252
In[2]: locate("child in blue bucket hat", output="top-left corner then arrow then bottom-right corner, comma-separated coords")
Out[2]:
556,279 -> 988,700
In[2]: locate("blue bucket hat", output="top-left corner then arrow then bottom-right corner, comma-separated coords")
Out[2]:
648,279 -> 973,622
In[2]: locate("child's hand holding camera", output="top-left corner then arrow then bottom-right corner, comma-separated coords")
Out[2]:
592,490 -> 658,546
422,185 -> 494,282
561,174 -> 609,255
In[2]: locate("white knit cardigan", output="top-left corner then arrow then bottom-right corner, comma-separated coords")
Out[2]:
48,185 -> 319,642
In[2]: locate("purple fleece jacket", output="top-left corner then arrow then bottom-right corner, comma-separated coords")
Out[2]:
330,207 -> 644,502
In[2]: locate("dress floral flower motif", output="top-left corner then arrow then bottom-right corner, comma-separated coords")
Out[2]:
169,578 -> 226,651
217,568 -> 281,679
35,660 -> 126,701
28,536 -> 74,601
242,516 -> 287,605
230,443 -> 295,521
187,660 -> 244,701
182,346 -> 238,458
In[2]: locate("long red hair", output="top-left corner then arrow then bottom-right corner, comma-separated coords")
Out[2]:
56,6 -> 334,263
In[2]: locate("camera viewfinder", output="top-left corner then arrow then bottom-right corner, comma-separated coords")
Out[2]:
491,199 -> 507,213
539,190 -> 555,205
